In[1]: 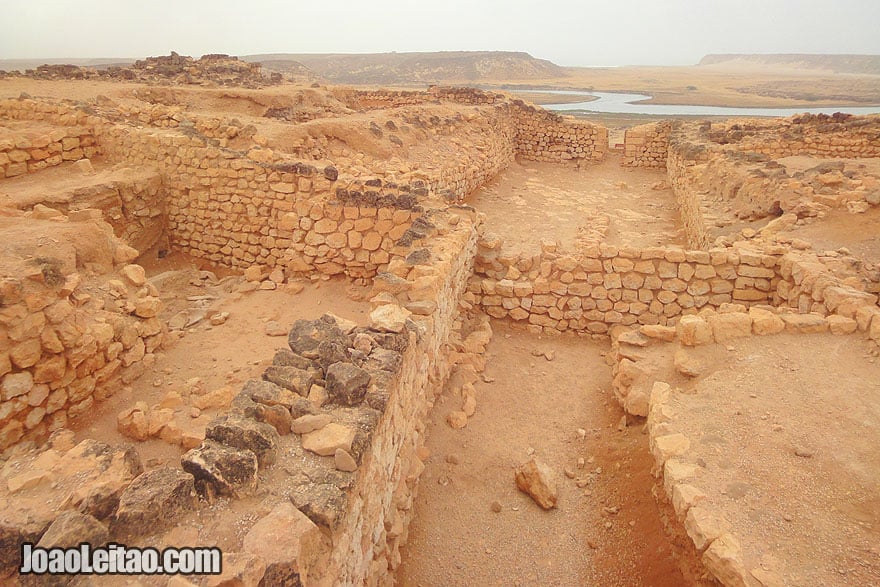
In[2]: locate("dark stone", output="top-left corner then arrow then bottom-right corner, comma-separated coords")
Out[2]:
370,331 -> 410,353
37,511 -> 108,548
372,272 -> 410,294
0,518 -> 50,573
396,193 -> 418,210
315,339 -> 349,372
111,467 -> 196,539
79,485 -> 122,521
206,414 -> 280,467
239,378 -> 300,409
347,408 -> 381,462
405,248 -> 431,266
366,390 -> 390,412
181,440 -> 259,498
363,348 -> 402,373
262,365 -> 315,396
325,362 -> 371,406
290,483 -> 347,530
289,396 -> 319,419
288,316 -> 348,359
272,349 -> 323,378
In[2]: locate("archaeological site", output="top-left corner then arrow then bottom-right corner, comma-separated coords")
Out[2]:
0,51 -> 879,587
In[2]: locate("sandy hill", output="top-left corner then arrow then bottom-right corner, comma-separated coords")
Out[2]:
699,54 -> 880,75
242,51 -> 567,84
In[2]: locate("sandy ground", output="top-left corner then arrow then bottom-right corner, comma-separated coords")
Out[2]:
468,155 -> 683,252
648,333 -> 880,586
481,65 -> 880,108
397,323 -> 685,587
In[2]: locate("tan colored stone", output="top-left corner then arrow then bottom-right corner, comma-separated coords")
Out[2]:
652,433 -> 691,464
639,324 -> 676,341
134,296 -> 162,318
301,423 -> 355,456
2,371 -> 34,400
515,458 -> 558,510
702,533 -> 749,587
749,307 -> 784,335
781,313 -> 828,334
291,413 -> 332,434
685,506 -> 724,551
334,448 -> 358,472
672,483 -> 706,517
674,349 -> 704,378
677,315 -> 713,346
369,304 -> 411,333
117,402 -> 150,441
447,410 -> 468,429
244,265 -> 264,282
826,314 -> 857,335
10,338 -> 42,369
120,264 -> 146,286
242,502 -> 322,585
708,312 -> 752,342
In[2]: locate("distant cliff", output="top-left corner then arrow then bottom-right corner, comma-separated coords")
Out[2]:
699,54 -> 880,75
243,51 -> 567,84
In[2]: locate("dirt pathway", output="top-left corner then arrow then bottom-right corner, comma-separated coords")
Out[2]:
467,155 -> 683,253
397,323 -> 684,586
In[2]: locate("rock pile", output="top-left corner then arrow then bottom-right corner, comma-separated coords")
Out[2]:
19,52 -> 282,88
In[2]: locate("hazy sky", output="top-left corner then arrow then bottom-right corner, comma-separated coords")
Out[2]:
2,0 -> 879,66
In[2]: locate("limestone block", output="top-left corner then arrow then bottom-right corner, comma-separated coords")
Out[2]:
708,313 -> 752,343
685,506 -> 724,551
749,308 -> 784,335
677,315 -> 713,346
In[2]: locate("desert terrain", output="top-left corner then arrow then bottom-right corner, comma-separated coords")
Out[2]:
0,51 -> 878,587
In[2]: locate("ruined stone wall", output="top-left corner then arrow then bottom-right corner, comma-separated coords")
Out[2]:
0,226 -> 166,451
324,212 -> 479,585
775,252 -> 880,319
343,88 -> 608,163
622,121 -> 672,167
346,87 -> 503,110
513,103 -> 607,162
0,123 -> 98,178
666,140 -> 713,249
717,114 -> 880,159
0,98 -> 478,280
470,235 -> 782,334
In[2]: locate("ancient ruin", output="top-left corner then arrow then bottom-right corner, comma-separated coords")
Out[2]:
0,54 -> 879,586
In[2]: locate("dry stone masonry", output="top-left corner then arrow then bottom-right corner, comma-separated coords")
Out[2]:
1,69 -> 879,587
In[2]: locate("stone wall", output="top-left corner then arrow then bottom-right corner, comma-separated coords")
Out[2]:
622,121 -> 672,167
512,101 -> 607,162
322,210 -> 479,585
0,124 -> 98,178
469,233 -> 783,335
343,88 -> 608,164
775,251 -> 880,319
666,139 -> 713,249
0,97 -> 519,280
716,113 -> 880,159
0,221 -> 166,451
